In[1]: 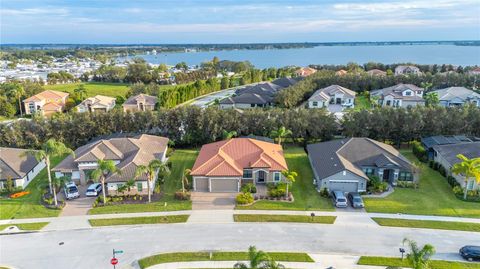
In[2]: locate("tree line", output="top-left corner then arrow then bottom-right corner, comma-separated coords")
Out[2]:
310,62 -> 479,74
1,105 -> 478,151
276,70 -> 480,108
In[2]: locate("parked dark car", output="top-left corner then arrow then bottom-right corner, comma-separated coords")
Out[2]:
460,245 -> 480,261
347,192 -> 364,208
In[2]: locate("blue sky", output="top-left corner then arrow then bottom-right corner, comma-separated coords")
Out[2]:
1,0 -> 479,44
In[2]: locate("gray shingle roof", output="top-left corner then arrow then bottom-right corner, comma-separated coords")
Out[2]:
0,148 -> 42,180
307,138 -> 412,180
371,83 -> 424,101
432,87 -> 480,102
421,135 -> 474,149
433,142 -> 480,166
308,85 -> 356,102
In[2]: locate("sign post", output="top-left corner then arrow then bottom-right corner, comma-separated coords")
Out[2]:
112,249 -> 123,269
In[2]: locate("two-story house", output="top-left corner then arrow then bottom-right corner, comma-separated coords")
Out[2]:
23,90 -> 69,116
395,65 -> 422,76
122,94 -> 158,112
371,84 -> 425,108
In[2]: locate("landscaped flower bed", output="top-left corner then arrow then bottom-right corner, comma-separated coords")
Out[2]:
10,191 -> 30,199
93,193 -> 163,207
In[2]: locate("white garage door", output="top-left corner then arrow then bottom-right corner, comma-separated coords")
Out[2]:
210,178 -> 239,192
329,181 -> 358,193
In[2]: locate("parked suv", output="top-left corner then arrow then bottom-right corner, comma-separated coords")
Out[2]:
64,182 -> 80,200
347,192 -> 364,208
460,246 -> 480,261
86,183 -> 102,197
331,191 -> 348,208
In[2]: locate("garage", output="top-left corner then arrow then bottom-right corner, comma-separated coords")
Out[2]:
194,177 -> 209,192
210,178 -> 239,192
329,180 -> 359,193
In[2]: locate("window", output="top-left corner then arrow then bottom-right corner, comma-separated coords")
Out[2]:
312,101 -> 318,107
137,182 -> 143,192
243,169 -> 252,179
405,91 -> 412,96
417,91 -> 422,95
467,180 -> 474,190
398,172 -> 413,181
364,168 -> 375,176
116,183 -> 123,189
274,172 -> 281,182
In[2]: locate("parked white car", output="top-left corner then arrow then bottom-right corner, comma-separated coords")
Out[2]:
64,182 -> 80,200
85,183 -> 102,197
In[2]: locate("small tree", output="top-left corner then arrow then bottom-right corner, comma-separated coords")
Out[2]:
424,92 -> 439,107
270,126 -> 292,145
222,130 -> 237,140
451,154 -> 480,200
91,160 -> 121,204
182,169 -> 191,194
24,139 -> 74,207
234,246 -> 270,269
281,170 -> 298,198
135,159 -> 170,203
403,238 -> 435,269
74,84 -> 87,101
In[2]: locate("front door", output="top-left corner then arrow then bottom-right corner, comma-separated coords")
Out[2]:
383,169 -> 390,181
336,98 -> 342,104
257,171 -> 266,183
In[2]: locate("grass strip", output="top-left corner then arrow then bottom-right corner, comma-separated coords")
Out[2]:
372,217 -> 480,232
358,256 -> 480,269
89,215 -> 189,227
138,252 -> 313,269
0,222 -> 49,231
234,214 -> 336,224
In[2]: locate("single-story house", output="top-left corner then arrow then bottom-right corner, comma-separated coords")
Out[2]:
366,69 -> 387,76
52,134 -> 169,195
431,87 -> 480,107
395,65 -> 422,76
307,138 -> 413,193
219,82 -> 283,109
190,138 -> 288,192
0,147 -> 46,189
295,67 -> 317,77
76,95 -> 116,113
371,84 -> 425,108
421,135 -> 479,160
307,85 -> 356,111
122,94 -> 158,112
433,142 -> 480,191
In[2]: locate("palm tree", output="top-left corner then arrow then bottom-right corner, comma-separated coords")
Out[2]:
270,126 -> 292,145
135,159 -> 170,203
424,92 -> 439,107
91,160 -> 121,204
264,259 -> 285,269
234,246 -> 270,269
24,139 -> 74,207
452,154 -> 480,200
182,168 -> 191,194
118,179 -> 135,195
222,130 -> 238,140
74,84 -> 87,101
403,238 -> 435,269
12,85 -> 25,116
281,170 -> 298,198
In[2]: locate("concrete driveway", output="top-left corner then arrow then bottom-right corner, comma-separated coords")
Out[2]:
59,185 -> 96,216
191,192 -> 237,210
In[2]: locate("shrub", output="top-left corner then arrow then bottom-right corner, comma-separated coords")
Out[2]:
467,189 -> 479,198
433,162 -> 440,171
397,181 -> 416,188
154,183 -> 161,194
452,185 -> 464,196
437,165 -> 447,176
411,141 -> 427,162
240,183 -> 257,194
268,183 -> 287,198
320,187 -> 329,197
236,192 -> 254,205
428,160 -> 434,168
446,176 -> 459,187
174,191 -> 191,200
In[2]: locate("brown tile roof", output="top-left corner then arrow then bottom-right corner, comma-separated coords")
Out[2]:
191,138 -> 288,177
23,90 -> 68,102
0,147 -> 42,180
123,94 -> 158,106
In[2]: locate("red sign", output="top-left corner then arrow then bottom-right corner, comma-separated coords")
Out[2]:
111,258 -> 118,265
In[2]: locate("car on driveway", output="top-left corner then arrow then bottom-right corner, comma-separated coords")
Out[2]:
86,183 -> 102,197
460,245 -> 480,261
331,191 -> 348,208
347,192 -> 364,208
64,182 -> 80,200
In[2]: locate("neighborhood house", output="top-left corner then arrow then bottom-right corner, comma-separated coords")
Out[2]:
432,87 -> 480,107
122,94 -> 158,112
371,83 -> 425,108
52,134 -> 169,195
190,138 -> 288,192
395,65 -> 422,76
421,135 -> 479,160
0,147 -> 46,189
76,95 -> 116,113
307,138 -> 414,193
23,90 -> 69,116
307,85 -> 356,112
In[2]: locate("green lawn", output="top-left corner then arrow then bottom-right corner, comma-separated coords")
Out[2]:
372,217 -> 480,232
364,150 -> 480,218
138,252 -> 314,269
89,215 -> 189,226
358,256 -> 480,269
44,82 -> 131,98
88,149 -> 197,215
0,155 -> 65,220
353,95 -> 372,110
234,214 -> 336,224
236,146 -> 333,211
0,222 -> 49,231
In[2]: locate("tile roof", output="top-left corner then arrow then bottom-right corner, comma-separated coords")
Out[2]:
77,95 -> 116,108
308,85 -> 356,102
367,69 -> 387,76
23,90 -> 68,102
191,138 -> 288,177
123,94 -> 158,106
307,138 -> 412,180
0,147 -> 42,180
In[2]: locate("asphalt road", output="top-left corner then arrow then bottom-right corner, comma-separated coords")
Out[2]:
1,222 -> 479,269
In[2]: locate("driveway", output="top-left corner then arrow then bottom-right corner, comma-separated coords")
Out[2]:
59,185 -> 96,216
191,192 -> 237,210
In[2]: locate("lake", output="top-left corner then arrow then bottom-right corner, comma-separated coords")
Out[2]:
119,45 -> 480,68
